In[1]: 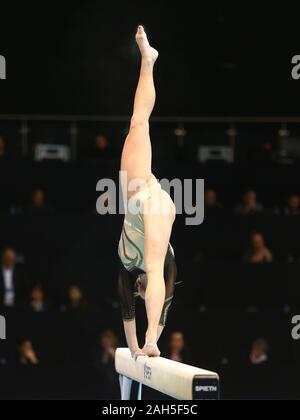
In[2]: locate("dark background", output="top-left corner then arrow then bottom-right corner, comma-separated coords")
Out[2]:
1,1 -> 300,401
0,1 -> 300,116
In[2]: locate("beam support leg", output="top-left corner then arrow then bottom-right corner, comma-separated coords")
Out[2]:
137,383 -> 142,400
119,374 -> 133,400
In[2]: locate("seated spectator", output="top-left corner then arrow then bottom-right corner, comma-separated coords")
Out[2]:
83,134 -> 111,159
95,330 -> 119,395
165,331 -> 190,363
18,338 -> 39,365
97,330 -> 118,366
0,247 -> 27,307
250,338 -> 269,365
243,232 -> 273,264
66,285 -> 87,311
247,142 -> 274,163
95,135 -> 110,156
284,193 -> 300,216
28,188 -> 52,214
204,189 -> 223,215
0,135 -> 6,159
235,190 -> 264,215
29,284 -> 49,312
244,338 -> 273,399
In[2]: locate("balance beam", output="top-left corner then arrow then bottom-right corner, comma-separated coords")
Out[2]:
115,348 -> 220,400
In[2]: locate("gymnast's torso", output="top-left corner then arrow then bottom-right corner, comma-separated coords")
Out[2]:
117,177 -> 177,326
118,177 -> 174,273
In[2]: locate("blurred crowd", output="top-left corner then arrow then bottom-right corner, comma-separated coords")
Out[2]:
2,184 -> 300,218
204,188 -> 300,216
0,131 -> 296,399
0,242 -> 276,399
0,133 -> 114,162
2,321 -> 272,399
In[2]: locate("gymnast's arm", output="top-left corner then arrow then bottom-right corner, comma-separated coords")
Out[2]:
157,246 -> 178,339
118,266 -> 143,357
118,247 -> 178,355
123,320 -> 142,357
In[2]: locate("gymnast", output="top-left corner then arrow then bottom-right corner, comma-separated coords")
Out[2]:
118,26 -> 178,359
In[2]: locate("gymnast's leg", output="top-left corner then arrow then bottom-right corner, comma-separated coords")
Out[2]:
143,191 -> 176,356
120,26 -> 158,192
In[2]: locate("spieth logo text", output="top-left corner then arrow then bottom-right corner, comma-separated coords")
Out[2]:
195,385 -> 218,392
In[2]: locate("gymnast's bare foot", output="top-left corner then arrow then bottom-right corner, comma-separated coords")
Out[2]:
143,343 -> 161,357
136,25 -> 159,64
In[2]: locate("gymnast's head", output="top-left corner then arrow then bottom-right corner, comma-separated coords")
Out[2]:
135,274 -> 148,300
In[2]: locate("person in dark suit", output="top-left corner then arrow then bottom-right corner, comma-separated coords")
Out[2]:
0,247 -> 27,308
165,331 -> 192,364
27,189 -> 52,214
29,284 -> 50,312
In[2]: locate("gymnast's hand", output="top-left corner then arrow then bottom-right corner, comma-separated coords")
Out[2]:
142,343 -> 161,357
131,348 -> 146,360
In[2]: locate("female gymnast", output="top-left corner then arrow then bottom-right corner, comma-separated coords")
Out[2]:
118,26 -> 177,359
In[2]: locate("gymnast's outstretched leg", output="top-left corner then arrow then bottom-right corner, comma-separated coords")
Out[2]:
121,25 -> 158,191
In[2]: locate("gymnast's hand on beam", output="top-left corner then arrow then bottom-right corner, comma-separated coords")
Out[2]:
132,348 -> 146,360
142,343 -> 161,357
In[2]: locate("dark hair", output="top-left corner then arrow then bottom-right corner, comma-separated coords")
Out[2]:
18,337 -> 32,347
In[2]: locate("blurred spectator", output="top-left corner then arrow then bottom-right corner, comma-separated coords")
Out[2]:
66,285 -> 87,310
83,134 -> 111,159
29,284 -> 49,312
97,330 -> 118,366
248,142 -> 274,163
243,232 -> 273,264
0,135 -> 6,159
18,338 -> 39,365
28,188 -> 52,214
250,338 -> 269,365
260,142 -> 274,162
235,190 -> 264,215
244,338 -> 273,399
284,193 -> 300,216
95,330 -> 119,395
166,331 -> 190,363
204,189 -> 223,215
95,135 -> 110,156
0,247 -> 27,307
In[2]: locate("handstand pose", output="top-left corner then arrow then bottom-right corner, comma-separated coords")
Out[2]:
118,26 -> 177,358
